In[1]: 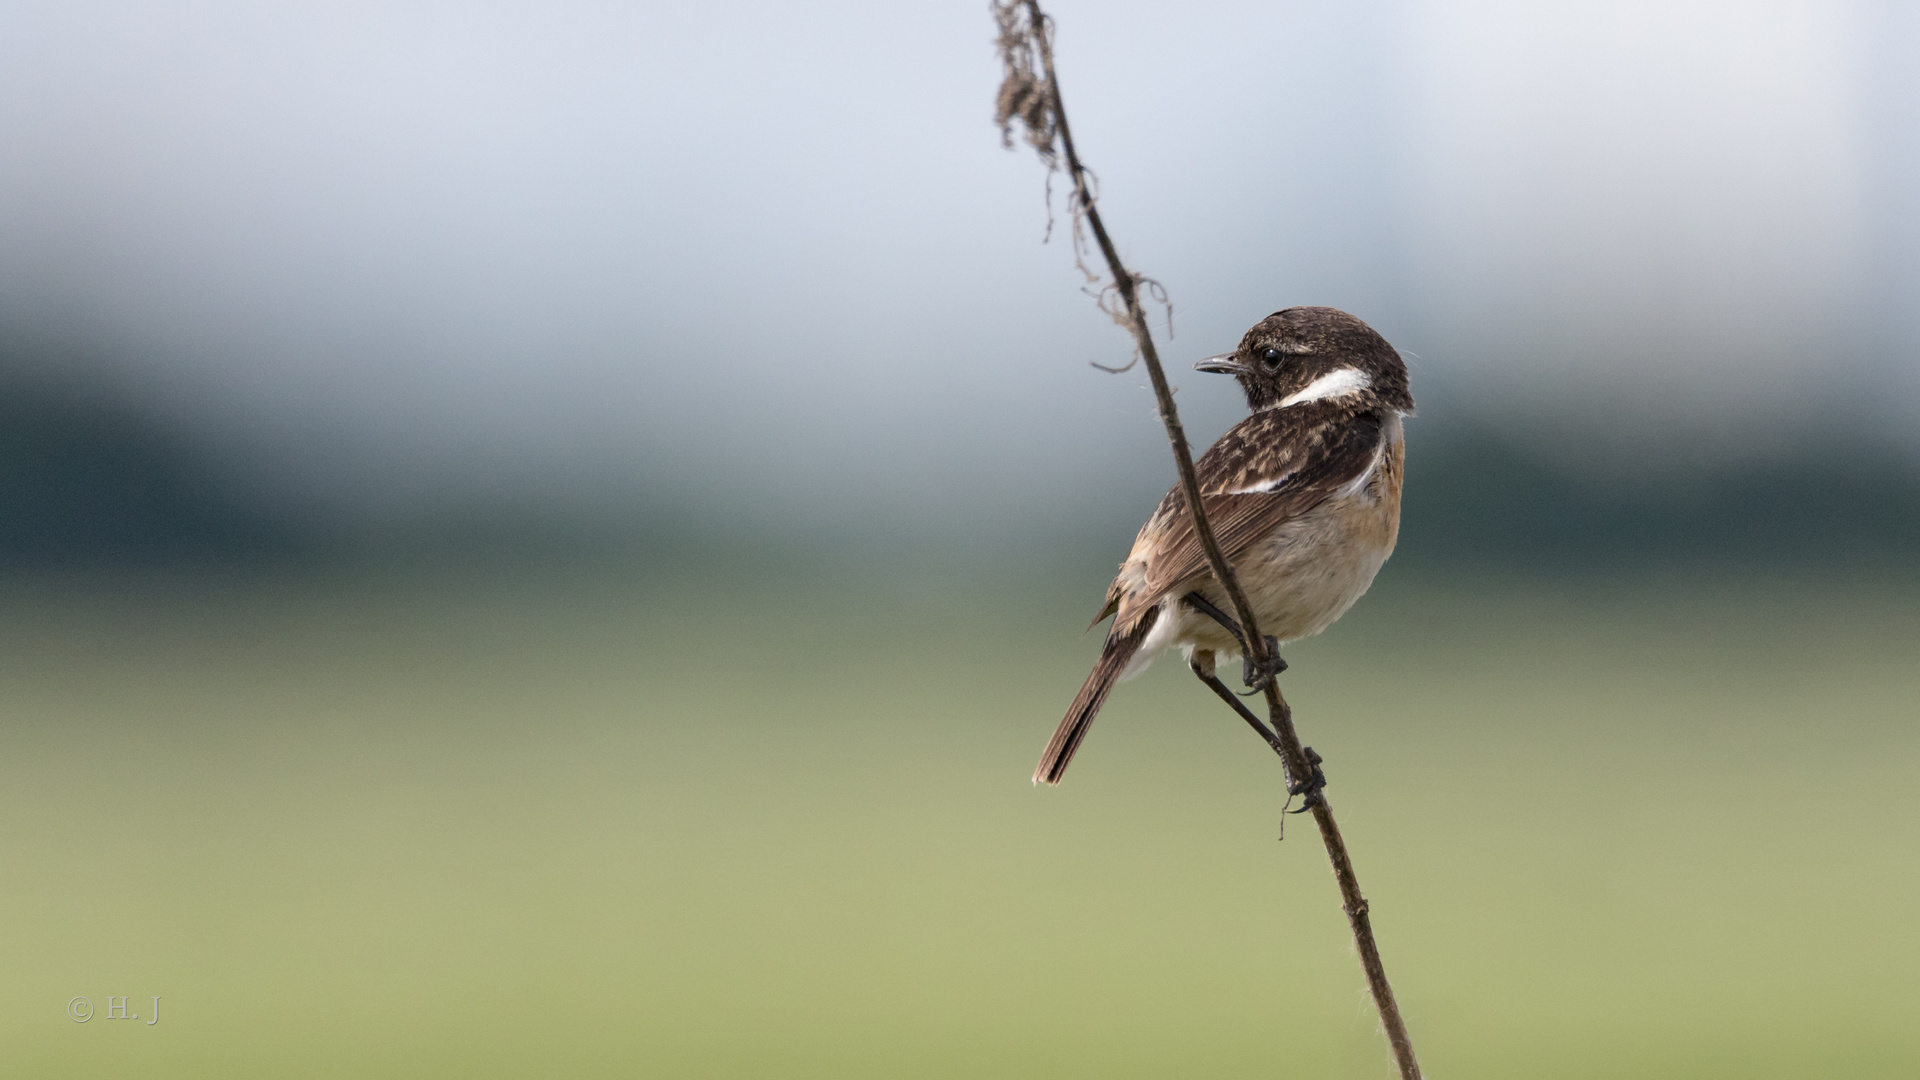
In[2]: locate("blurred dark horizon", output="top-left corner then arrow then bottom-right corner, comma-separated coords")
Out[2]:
5,331 -> 1917,576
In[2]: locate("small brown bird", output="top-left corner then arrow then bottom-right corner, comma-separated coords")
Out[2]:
1035,306 -> 1415,785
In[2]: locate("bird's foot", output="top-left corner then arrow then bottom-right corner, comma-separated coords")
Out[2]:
1241,636 -> 1286,695
1286,746 -> 1326,813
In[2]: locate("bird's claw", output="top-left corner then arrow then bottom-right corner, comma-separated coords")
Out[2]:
1239,636 -> 1286,694
1286,746 -> 1326,813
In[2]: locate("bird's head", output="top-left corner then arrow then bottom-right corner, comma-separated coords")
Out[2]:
1196,307 -> 1414,414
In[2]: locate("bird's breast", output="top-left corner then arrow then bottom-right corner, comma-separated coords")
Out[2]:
1185,425 -> 1404,653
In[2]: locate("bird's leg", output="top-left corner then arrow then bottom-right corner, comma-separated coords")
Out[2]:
1181,591 -> 1286,693
1189,652 -> 1284,752
1188,644 -> 1326,813
1188,653 -> 1324,811
1181,591 -> 1244,648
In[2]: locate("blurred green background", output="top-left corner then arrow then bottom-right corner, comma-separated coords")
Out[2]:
3,557 -> 1916,1078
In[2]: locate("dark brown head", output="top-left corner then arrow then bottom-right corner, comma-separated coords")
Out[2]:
1195,307 -> 1414,414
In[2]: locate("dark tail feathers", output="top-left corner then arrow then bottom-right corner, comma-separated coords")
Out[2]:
1033,608 -> 1158,786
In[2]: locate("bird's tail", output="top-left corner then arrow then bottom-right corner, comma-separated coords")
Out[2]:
1033,607 -> 1159,786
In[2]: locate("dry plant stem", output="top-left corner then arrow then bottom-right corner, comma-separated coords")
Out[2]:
1015,3 -> 1422,1076
1272,693 -> 1422,1079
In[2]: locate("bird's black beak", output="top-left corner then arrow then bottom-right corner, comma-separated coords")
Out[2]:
1194,353 -> 1248,375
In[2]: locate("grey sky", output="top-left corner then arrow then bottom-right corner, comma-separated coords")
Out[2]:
1,0 -> 1914,535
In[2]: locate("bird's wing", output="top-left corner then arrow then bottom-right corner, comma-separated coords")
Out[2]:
1108,402 -> 1388,628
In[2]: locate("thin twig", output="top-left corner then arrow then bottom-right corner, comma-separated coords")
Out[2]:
995,4 -> 1423,1077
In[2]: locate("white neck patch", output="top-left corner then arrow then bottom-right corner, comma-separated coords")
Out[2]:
1277,367 -> 1371,409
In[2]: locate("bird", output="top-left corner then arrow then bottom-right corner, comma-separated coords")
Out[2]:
1034,306 -> 1415,786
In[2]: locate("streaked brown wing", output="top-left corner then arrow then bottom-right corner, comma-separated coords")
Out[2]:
1112,403 -> 1385,625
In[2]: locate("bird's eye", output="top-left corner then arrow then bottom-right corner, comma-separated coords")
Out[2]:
1260,347 -> 1283,371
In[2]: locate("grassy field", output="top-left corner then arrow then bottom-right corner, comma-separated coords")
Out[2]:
2,560 -> 1916,1078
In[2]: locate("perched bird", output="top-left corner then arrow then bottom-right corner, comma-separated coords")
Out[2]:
1035,306 -> 1415,786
